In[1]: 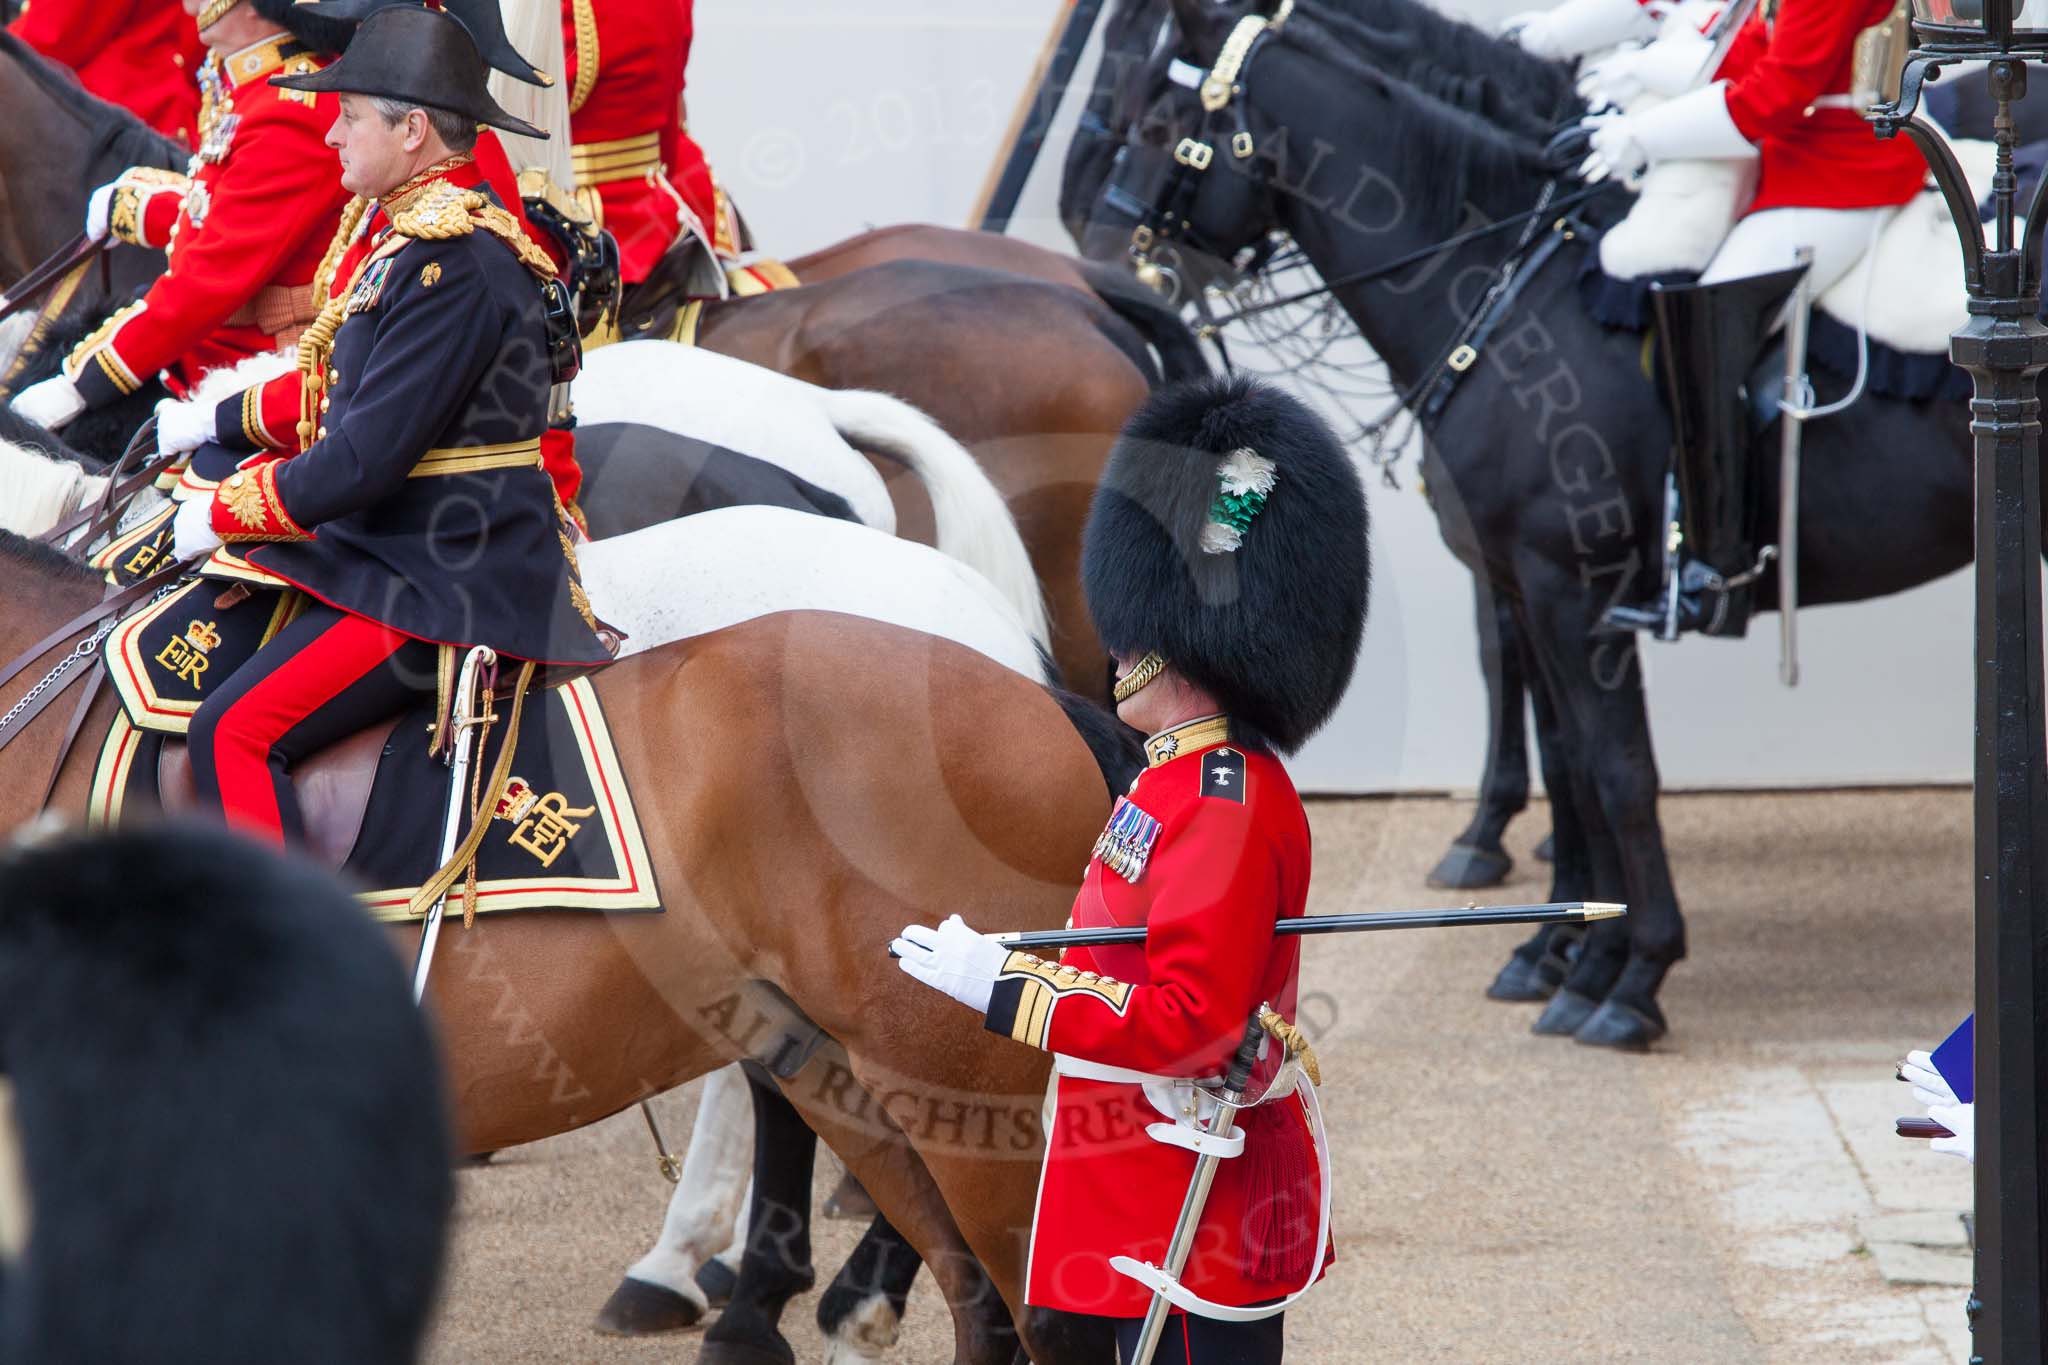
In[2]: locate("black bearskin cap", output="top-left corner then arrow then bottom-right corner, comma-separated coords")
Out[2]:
251,0 -> 357,54
1081,376 -> 1370,752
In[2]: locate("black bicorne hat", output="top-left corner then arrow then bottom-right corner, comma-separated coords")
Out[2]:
292,0 -> 553,87
270,4 -> 545,138
1080,376 -> 1371,752
250,0 -> 358,54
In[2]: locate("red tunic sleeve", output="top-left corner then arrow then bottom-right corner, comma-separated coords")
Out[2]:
67,94 -> 345,405
1722,0 -> 1894,143
989,790 -> 1279,1076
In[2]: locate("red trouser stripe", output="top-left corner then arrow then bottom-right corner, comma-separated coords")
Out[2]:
205,612 -> 412,845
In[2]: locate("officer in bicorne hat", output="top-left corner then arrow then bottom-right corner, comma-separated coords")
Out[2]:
893,376 -> 1370,1363
164,3 -> 607,846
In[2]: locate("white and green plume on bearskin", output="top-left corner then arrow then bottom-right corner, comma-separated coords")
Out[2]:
1080,375 -> 1370,752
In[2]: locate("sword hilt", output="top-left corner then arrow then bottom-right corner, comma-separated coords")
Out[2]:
1222,1006 -> 1270,1101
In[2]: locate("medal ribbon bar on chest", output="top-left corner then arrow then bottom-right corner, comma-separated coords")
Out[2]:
1092,796 -> 1162,884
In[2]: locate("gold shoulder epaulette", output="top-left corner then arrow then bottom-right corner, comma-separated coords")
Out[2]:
391,181 -> 483,241
470,201 -> 561,280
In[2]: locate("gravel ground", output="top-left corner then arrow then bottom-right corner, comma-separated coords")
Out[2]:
424,788 -> 1975,1364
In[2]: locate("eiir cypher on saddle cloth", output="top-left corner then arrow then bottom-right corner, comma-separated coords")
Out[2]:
894,377 -> 1371,1365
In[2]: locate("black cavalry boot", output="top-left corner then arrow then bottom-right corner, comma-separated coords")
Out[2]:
1604,265 -> 1807,639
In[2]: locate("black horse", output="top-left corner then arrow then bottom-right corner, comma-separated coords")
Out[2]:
1075,0 -> 1985,1048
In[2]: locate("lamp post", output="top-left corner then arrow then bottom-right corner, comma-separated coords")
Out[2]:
1874,3 -> 2048,1359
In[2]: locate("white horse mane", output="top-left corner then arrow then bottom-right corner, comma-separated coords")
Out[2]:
0,433 -> 106,537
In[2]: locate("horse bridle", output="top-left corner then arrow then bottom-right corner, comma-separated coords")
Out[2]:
1111,4 -> 1295,295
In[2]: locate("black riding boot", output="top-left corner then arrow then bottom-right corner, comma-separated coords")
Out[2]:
1606,265 -> 1806,639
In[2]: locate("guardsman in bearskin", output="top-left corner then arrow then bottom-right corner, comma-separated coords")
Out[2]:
892,376 -> 1370,1364
563,0 -> 751,290
160,3 -> 608,845
9,0 -> 356,433
11,0 -> 209,145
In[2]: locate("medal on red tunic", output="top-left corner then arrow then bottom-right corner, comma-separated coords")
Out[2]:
1091,796 -> 1162,883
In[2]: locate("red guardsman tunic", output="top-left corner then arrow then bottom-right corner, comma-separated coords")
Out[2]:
561,0 -> 734,282
1716,0 -> 1926,214
63,34 -> 349,409
982,716 -> 1328,1318
12,0 -> 207,145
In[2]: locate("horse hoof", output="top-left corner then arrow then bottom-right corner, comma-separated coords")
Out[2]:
595,1276 -> 705,1336
1534,833 -> 1555,863
1486,952 -> 1561,1003
1427,842 -> 1512,891
822,1169 -> 878,1220
695,1340 -> 796,1365
1574,999 -> 1668,1052
1531,988 -> 1598,1036
694,1258 -> 738,1309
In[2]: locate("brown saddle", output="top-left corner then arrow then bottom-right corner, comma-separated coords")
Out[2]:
156,720 -> 396,870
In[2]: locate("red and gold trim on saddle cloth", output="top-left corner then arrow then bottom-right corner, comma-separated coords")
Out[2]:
353,678 -> 660,921
106,577 -> 303,734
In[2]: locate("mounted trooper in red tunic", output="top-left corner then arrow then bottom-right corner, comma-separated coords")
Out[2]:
9,0 -> 356,434
1513,0 -> 1925,638
893,376 -> 1370,1364
159,4 -> 606,845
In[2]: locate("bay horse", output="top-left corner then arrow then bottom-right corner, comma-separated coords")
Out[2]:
0,524 -> 1122,1364
1080,0 -> 1985,1048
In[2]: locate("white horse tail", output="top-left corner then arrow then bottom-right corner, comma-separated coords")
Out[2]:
817,389 -> 1051,651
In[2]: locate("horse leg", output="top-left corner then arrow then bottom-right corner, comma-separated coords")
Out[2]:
1431,576 -> 1530,890
1487,612 -> 1592,1002
1517,580 -> 1684,1048
814,1214 -> 922,1364
697,1063 -> 820,1365
778,1048 -> 1026,1365
595,1064 -> 754,1335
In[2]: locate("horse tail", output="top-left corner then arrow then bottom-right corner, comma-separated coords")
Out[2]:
816,388 -> 1052,651
1047,686 -> 1144,796
1079,259 -> 1211,384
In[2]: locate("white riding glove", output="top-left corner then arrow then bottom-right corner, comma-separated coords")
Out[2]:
1928,1101 -> 1974,1163
154,395 -> 216,455
1502,0 -> 1660,61
86,182 -> 117,242
11,375 -> 86,431
1576,35 -> 1711,109
1900,1050 -> 1958,1110
171,494 -> 222,563
892,913 -> 1009,1015
1580,81 -> 1754,183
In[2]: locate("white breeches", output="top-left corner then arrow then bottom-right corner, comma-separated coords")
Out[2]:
1701,206 -> 1890,294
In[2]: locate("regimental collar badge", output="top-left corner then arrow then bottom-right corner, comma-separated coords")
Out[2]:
1144,713 -> 1232,769
1091,796 -> 1162,884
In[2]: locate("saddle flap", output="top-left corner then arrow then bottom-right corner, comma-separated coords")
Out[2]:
157,717 -> 394,870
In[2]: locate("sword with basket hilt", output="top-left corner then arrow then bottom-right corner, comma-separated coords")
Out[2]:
410,644 -> 498,1004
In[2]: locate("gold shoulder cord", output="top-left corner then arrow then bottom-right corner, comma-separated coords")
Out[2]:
569,0 -> 599,116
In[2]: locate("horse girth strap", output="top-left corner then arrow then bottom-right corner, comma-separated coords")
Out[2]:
405,658 -> 538,921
